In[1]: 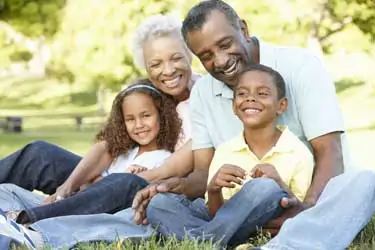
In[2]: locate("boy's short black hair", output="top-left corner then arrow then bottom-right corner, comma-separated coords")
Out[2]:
236,64 -> 286,99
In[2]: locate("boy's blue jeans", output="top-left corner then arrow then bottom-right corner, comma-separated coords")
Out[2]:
146,178 -> 287,247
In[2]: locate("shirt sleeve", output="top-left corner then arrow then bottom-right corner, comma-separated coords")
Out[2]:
293,56 -> 345,141
189,81 -> 214,150
289,151 -> 314,201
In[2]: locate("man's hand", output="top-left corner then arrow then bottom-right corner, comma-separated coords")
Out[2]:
250,163 -> 282,184
207,164 -> 246,193
125,165 -> 148,174
132,177 -> 182,225
264,196 -> 307,236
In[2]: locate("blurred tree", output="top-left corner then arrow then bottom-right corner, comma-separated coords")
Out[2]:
0,0 -> 66,74
231,0 -> 375,54
0,0 -> 65,38
47,0 -> 186,110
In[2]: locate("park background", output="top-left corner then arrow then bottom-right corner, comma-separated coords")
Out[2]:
0,0 -> 374,249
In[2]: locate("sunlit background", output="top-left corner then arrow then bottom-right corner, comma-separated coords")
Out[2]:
0,0 -> 374,171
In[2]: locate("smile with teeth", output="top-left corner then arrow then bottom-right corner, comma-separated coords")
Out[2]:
162,75 -> 182,88
243,108 -> 261,115
223,61 -> 237,76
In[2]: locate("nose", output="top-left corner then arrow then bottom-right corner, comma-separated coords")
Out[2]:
245,93 -> 256,102
162,61 -> 176,76
214,52 -> 230,69
135,118 -> 145,129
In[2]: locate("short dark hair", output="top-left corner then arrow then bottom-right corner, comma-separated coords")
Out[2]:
181,0 -> 241,41
236,64 -> 286,99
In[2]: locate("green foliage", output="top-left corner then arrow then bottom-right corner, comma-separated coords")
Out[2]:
0,0 -> 66,38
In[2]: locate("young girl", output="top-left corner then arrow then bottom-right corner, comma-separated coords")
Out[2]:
2,78 -> 182,225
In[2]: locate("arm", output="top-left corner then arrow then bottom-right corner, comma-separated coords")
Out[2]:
59,141 -> 113,196
304,132 -> 343,206
137,140 -> 194,182
294,56 -> 345,206
207,190 -> 224,217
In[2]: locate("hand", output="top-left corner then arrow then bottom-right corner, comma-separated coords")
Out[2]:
132,177 -> 182,225
264,196 -> 306,236
125,165 -> 148,174
250,163 -> 282,184
207,164 -> 246,193
42,184 -> 72,205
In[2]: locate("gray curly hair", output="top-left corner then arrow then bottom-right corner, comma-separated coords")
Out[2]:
132,14 -> 192,70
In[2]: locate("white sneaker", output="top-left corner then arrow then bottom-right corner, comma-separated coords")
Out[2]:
0,208 -> 36,249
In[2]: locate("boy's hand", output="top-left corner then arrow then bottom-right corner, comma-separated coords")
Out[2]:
207,164 -> 246,193
125,165 -> 148,174
250,163 -> 282,184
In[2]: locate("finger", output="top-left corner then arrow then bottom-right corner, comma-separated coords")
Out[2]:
280,196 -> 299,209
217,174 -> 243,185
134,211 -> 142,224
132,188 -> 151,209
221,165 -> 246,178
142,218 -> 149,225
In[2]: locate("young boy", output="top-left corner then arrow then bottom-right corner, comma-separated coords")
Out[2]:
206,64 -> 314,243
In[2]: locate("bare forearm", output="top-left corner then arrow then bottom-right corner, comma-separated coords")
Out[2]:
304,133 -> 344,205
63,142 -> 111,193
207,190 -> 224,217
138,140 -> 194,182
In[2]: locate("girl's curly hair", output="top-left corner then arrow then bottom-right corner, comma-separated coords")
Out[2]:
96,78 -> 182,158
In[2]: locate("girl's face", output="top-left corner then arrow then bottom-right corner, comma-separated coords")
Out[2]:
122,92 -> 160,150
143,35 -> 192,101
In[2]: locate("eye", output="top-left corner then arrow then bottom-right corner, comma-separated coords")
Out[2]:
149,62 -> 161,69
258,92 -> 269,96
220,40 -> 232,50
200,53 -> 212,62
125,118 -> 134,122
236,91 -> 247,97
172,56 -> 183,62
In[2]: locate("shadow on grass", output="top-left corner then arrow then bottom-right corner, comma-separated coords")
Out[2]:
335,78 -> 365,94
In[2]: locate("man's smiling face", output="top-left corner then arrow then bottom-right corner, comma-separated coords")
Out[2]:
185,10 -> 255,88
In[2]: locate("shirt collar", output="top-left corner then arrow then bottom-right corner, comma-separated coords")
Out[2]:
228,126 -> 295,155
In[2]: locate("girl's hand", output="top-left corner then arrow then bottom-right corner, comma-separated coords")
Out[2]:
125,165 -> 148,174
207,164 -> 246,193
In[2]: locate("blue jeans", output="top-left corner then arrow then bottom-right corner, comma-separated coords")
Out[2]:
6,170 -> 374,250
0,141 -> 80,194
0,174 -> 149,223
31,208 -> 155,248
262,170 -> 375,250
146,178 -> 287,247
22,173 -> 148,223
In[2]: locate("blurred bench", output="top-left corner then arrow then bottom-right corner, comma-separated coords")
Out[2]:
0,115 -> 90,133
0,116 -> 23,133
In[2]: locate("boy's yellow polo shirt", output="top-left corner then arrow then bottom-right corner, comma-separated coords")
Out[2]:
207,127 -> 314,201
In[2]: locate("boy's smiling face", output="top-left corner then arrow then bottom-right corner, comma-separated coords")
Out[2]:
233,70 -> 287,129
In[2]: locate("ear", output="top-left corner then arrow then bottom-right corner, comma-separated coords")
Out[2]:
276,97 -> 288,116
240,19 -> 251,40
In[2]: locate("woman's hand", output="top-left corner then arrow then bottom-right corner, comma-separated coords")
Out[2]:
125,165 -> 148,174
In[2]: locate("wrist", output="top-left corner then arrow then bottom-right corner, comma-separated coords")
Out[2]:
207,185 -> 221,194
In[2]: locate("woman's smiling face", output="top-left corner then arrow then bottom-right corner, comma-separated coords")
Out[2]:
143,35 -> 192,100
